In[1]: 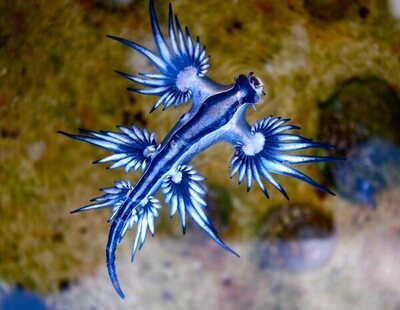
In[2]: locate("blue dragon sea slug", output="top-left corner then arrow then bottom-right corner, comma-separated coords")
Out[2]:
60,0 -> 339,298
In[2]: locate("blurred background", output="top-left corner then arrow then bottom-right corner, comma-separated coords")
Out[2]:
1,0 -> 400,309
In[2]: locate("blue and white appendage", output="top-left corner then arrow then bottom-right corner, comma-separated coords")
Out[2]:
71,180 -> 161,260
59,125 -> 158,173
162,165 -> 238,256
110,0 -> 211,112
230,116 -> 337,198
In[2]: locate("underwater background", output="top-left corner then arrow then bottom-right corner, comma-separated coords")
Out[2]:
1,0 -> 400,309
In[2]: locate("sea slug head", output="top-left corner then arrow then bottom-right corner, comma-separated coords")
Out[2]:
248,72 -> 265,97
235,72 -> 266,105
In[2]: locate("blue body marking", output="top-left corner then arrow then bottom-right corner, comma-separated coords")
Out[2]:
59,0 -> 341,298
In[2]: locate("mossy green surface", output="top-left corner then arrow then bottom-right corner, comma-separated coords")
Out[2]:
0,0 -> 399,293
319,77 -> 400,156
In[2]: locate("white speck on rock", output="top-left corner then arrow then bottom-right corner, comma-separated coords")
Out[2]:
26,141 -> 46,162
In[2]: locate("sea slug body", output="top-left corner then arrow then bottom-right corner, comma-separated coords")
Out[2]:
59,0 -> 339,298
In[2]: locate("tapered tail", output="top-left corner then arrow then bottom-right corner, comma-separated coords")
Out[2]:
106,209 -> 128,299
72,179 -> 160,299
106,192 -> 162,298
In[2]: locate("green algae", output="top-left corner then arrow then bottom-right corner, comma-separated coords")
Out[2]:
0,0 -> 399,293
319,77 -> 400,156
